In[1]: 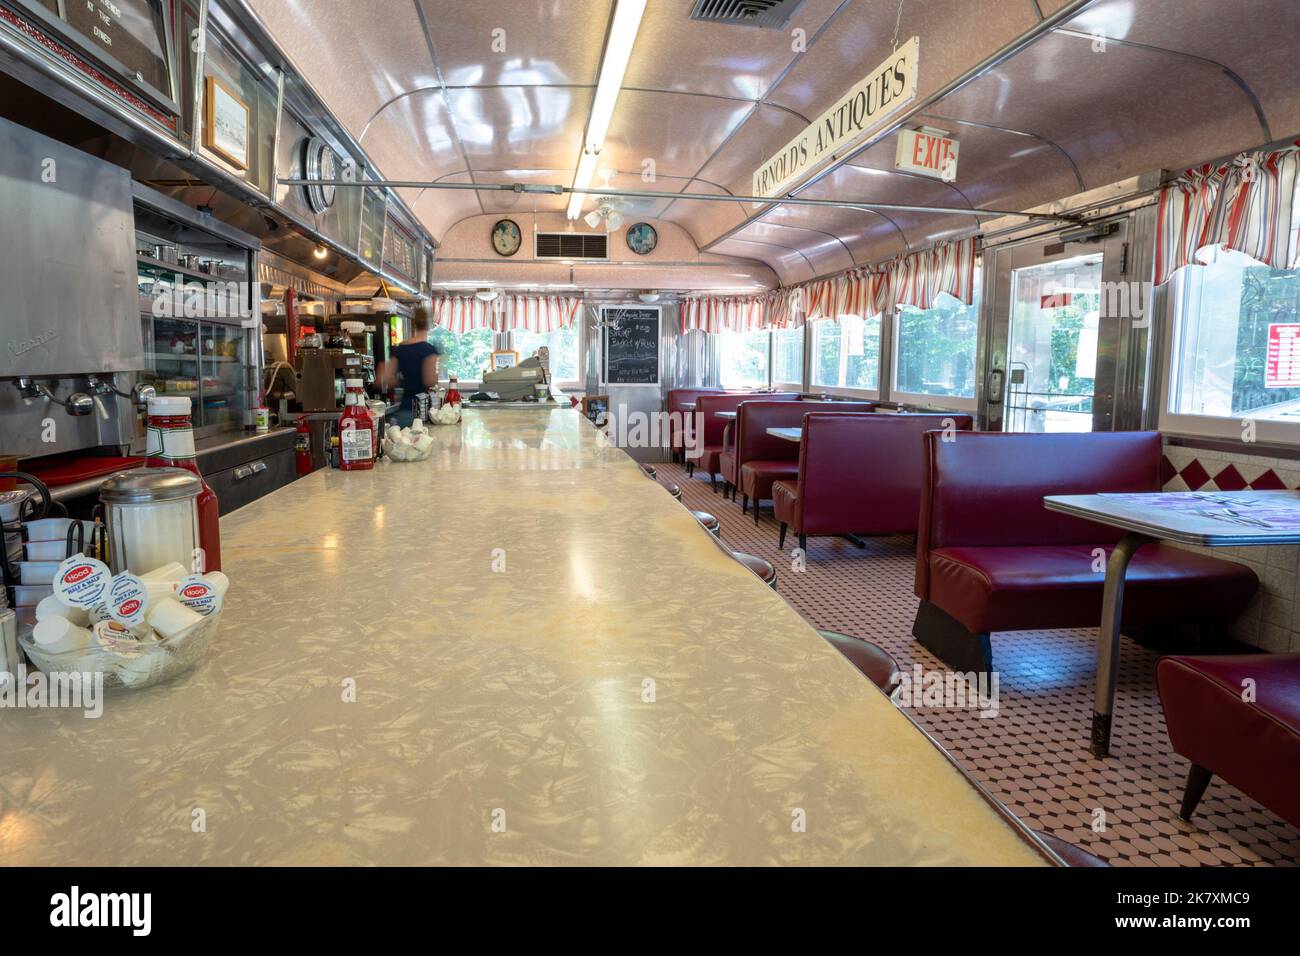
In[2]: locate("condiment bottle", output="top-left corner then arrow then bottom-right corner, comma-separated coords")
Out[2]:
444,375 -> 462,407
337,378 -> 375,471
143,396 -> 221,572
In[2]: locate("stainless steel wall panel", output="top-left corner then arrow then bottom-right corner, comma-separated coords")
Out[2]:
0,114 -> 142,377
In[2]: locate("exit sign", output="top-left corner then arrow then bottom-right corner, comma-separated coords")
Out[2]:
894,128 -> 959,181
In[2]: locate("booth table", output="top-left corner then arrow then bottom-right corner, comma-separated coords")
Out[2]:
1043,490 -> 1300,757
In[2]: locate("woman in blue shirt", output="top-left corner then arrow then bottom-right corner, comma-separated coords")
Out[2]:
380,306 -> 442,427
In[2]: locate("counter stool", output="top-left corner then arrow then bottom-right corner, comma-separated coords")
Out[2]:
1035,832 -> 1108,867
816,630 -> 902,696
639,464 -> 657,479
731,551 -> 777,589
692,511 -> 721,537
659,480 -> 682,501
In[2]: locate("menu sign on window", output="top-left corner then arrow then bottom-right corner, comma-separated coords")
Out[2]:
1265,323 -> 1300,388
19,0 -> 172,105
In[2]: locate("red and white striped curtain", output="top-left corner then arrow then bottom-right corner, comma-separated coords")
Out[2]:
680,235 -> 976,333
431,294 -> 582,334
1154,142 -> 1300,286
680,295 -> 768,334
890,235 -> 978,311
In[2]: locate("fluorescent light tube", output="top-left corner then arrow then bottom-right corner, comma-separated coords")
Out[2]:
567,0 -> 646,219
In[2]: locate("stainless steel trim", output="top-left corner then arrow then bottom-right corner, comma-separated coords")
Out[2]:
278,179 -> 1079,223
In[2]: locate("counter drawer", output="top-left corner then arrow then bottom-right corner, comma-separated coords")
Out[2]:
208,447 -> 296,515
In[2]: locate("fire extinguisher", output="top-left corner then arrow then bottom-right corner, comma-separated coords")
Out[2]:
295,417 -> 313,476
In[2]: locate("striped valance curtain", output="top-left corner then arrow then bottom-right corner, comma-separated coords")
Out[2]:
680,235 -> 976,333
890,235 -> 978,311
431,294 -> 582,334
1154,142 -> 1300,286
680,295 -> 769,334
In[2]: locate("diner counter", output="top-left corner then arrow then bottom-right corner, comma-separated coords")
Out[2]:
2,407 -> 1050,865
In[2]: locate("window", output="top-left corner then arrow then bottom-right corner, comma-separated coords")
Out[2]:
1164,186 -> 1300,439
429,326 -> 494,382
1167,247 -> 1300,425
893,284 -> 981,405
511,324 -> 582,383
718,329 -> 770,388
811,314 -> 880,392
772,328 -> 805,386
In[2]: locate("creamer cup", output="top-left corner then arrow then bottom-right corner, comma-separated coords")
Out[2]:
175,575 -> 224,617
53,554 -> 111,608
108,573 -> 150,629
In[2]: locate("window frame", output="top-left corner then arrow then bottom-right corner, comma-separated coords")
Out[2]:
807,314 -> 883,400
1157,252 -> 1300,445
716,326 -> 775,390
508,322 -> 585,389
890,298 -> 980,412
428,324 -> 497,388
770,325 -> 806,392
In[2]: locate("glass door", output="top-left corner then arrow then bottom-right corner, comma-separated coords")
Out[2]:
981,219 -> 1134,432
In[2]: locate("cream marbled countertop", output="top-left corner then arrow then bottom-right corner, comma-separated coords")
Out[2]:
1,408 -> 1049,866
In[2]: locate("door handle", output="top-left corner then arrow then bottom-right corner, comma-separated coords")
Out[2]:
987,368 -> 1005,405
251,460 -> 267,474
234,465 -> 254,480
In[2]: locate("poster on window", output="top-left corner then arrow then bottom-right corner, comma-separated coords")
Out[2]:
1266,323 -> 1300,388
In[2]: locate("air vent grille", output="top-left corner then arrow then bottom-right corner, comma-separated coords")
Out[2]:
688,0 -> 805,29
535,232 -> 608,259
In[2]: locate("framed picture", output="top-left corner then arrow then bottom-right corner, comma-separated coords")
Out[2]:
204,75 -> 250,170
581,395 -> 610,426
491,219 -> 522,256
490,350 -> 519,370
625,222 -> 658,255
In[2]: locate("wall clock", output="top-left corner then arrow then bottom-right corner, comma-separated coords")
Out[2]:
492,219 -> 522,256
302,136 -> 338,214
626,222 -> 658,255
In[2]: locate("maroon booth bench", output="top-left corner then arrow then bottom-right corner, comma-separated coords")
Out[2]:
773,413 -> 972,551
719,400 -> 877,523
667,388 -> 730,463
692,392 -> 798,488
913,431 -> 1258,673
1157,653 -> 1300,829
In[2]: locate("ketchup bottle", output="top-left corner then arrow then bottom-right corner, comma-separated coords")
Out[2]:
295,417 -> 313,476
338,379 -> 375,471
444,374 -> 462,407
144,395 -> 221,572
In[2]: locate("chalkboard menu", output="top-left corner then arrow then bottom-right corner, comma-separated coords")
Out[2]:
19,0 -> 174,108
602,307 -> 660,385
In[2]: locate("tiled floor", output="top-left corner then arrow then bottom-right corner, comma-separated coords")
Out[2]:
663,462 -> 1300,867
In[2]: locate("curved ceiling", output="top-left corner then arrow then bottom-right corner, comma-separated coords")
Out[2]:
249,0 -> 1300,289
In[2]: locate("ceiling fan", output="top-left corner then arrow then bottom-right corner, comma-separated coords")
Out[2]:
583,196 -> 633,230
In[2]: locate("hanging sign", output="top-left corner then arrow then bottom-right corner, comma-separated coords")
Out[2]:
894,127 -> 959,181
1266,323 -> 1300,388
752,37 -> 920,201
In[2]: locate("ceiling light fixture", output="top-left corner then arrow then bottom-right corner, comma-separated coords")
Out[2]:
475,288 -> 499,302
566,0 -> 647,220
313,244 -> 328,259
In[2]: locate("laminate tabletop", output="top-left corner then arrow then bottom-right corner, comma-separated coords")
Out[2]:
2,408 -> 1049,866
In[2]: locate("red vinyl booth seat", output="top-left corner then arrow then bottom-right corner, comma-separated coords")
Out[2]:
1157,654 -> 1300,829
667,388 -> 730,460
694,392 -> 798,484
772,413 -> 971,548
722,400 -> 877,515
912,431 -> 1258,672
